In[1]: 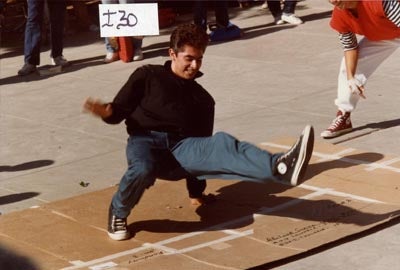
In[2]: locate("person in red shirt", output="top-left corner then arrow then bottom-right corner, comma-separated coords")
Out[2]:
321,0 -> 400,138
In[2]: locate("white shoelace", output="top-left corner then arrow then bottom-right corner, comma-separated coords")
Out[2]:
328,115 -> 347,131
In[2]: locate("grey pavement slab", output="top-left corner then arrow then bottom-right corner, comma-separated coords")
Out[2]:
1,0 -> 400,269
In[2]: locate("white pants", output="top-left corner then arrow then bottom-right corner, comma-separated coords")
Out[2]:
335,37 -> 400,112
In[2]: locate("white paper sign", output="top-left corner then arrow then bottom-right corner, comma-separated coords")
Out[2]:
99,3 -> 159,37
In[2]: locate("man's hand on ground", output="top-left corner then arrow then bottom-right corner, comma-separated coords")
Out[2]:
190,193 -> 216,206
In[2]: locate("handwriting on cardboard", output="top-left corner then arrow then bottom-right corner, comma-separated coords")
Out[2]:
128,248 -> 164,264
99,3 -> 159,37
266,198 -> 360,246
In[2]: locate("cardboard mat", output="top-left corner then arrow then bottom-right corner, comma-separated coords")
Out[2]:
1,139 -> 400,270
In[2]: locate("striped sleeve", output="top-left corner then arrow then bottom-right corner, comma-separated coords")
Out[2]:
383,0 -> 400,27
338,32 -> 358,51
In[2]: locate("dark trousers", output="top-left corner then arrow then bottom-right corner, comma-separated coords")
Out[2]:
266,0 -> 297,18
193,0 -> 229,30
24,0 -> 66,65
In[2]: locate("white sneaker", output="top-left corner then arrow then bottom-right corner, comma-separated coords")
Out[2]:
274,16 -> 285,25
133,49 -> 143,61
107,206 -> 130,241
51,56 -> 70,67
17,63 -> 37,76
103,52 -> 119,64
281,13 -> 303,25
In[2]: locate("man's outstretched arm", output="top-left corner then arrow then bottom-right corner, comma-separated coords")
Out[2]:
83,97 -> 113,119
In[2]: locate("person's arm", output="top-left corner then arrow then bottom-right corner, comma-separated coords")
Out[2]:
105,67 -> 147,124
83,98 -> 113,119
338,32 -> 366,98
383,0 -> 400,27
83,67 -> 148,124
343,48 -> 358,80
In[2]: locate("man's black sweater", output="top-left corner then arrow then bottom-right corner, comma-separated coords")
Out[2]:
103,61 -> 215,138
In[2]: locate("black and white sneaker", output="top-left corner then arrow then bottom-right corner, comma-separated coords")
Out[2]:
274,125 -> 314,186
107,206 -> 130,241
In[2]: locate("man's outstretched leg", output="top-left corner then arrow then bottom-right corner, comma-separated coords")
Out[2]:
172,125 -> 314,186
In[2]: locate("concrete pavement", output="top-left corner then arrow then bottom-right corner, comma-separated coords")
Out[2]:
1,0 -> 400,269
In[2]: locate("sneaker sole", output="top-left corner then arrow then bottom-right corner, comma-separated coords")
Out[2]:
17,69 -> 37,76
290,125 -> 314,186
320,127 -> 352,139
108,231 -> 130,241
282,20 -> 303,25
281,16 -> 303,25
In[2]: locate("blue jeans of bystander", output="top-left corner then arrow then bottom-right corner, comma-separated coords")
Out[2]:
24,0 -> 66,65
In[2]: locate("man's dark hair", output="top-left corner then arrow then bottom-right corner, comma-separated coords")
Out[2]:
169,23 -> 209,54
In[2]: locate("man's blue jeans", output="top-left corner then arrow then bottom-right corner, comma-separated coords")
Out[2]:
24,0 -> 66,65
111,131 -> 281,218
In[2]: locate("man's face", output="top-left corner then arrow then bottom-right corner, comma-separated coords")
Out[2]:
329,0 -> 359,10
169,45 -> 204,80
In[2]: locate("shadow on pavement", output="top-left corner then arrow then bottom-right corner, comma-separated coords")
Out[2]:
353,118 -> 400,131
305,152 -> 384,179
300,10 -> 332,22
0,159 -> 54,172
0,192 -> 40,205
328,118 -> 400,143
0,244 -> 39,270
239,10 -> 332,40
0,55 -> 104,85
